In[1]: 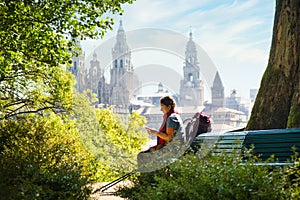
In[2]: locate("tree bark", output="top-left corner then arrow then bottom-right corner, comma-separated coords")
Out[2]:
247,0 -> 300,130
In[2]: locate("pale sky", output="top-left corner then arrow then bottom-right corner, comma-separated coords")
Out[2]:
81,0 -> 275,100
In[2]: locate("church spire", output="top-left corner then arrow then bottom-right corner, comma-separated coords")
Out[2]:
113,20 -> 128,54
185,30 -> 198,67
211,71 -> 225,108
212,71 -> 223,88
179,29 -> 204,107
93,51 -> 97,60
119,20 -> 124,31
183,30 -> 200,83
110,21 -> 134,106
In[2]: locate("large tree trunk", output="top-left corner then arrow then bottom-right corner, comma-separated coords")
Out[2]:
247,0 -> 300,130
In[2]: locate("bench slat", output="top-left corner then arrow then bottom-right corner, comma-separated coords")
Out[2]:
192,128 -> 300,164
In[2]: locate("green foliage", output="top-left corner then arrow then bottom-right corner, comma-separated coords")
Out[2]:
287,104 -> 300,128
0,0 -> 134,119
283,152 -> 300,200
72,91 -> 148,181
118,151 -> 300,200
0,113 -> 98,200
0,0 -> 139,198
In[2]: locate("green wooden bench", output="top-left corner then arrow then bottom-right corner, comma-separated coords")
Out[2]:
96,128 -> 300,193
191,128 -> 300,164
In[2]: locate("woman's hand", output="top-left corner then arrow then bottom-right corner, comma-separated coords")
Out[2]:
145,127 -> 176,142
145,127 -> 157,135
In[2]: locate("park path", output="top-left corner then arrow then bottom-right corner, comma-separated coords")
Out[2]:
90,181 -> 132,200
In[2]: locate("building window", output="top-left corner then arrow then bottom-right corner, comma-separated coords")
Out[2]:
120,59 -> 123,68
74,61 -> 77,70
188,73 -> 193,82
114,60 -> 117,68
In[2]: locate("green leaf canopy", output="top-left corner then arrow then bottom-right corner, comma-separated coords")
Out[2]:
0,0 -> 133,119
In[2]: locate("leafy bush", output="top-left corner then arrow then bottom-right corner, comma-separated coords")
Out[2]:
0,113 -> 97,200
118,151 -> 300,200
73,91 -> 148,182
283,153 -> 300,200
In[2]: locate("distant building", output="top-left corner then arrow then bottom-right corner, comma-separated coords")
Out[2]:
226,89 -> 240,110
211,107 -> 248,131
225,89 -> 252,119
69,22 -> 253,131
179,31 -> 204,107
70,21 -> 139,111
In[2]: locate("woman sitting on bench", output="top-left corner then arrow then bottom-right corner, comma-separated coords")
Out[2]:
137,95 -> 184,168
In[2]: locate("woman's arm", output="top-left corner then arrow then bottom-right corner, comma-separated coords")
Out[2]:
146,127 -> 176,142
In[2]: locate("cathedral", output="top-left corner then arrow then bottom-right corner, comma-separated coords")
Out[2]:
69,21 -> 226,114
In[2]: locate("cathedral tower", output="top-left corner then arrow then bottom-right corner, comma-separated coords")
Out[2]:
98,71 -> 110,105
70,41 -> 86,92
179,31 -> 204,106
88,51 -> 101,94
110,20 -> 134,106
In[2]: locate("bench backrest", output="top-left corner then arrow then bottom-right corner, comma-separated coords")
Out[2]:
244,129 -> 300,162
192,128 -> 300,163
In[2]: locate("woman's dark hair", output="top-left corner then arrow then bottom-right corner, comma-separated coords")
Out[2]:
160,96 -> 176,110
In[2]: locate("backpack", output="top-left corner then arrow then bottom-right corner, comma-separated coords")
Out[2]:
183,112 -> 212,145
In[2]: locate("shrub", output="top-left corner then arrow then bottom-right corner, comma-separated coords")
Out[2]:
118,151 -> 298,200
0,113 -> 97,200
73,92 -> 148,181
283,153 -> 300,200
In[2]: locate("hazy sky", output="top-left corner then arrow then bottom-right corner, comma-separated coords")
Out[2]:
81,0 -> 275,99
